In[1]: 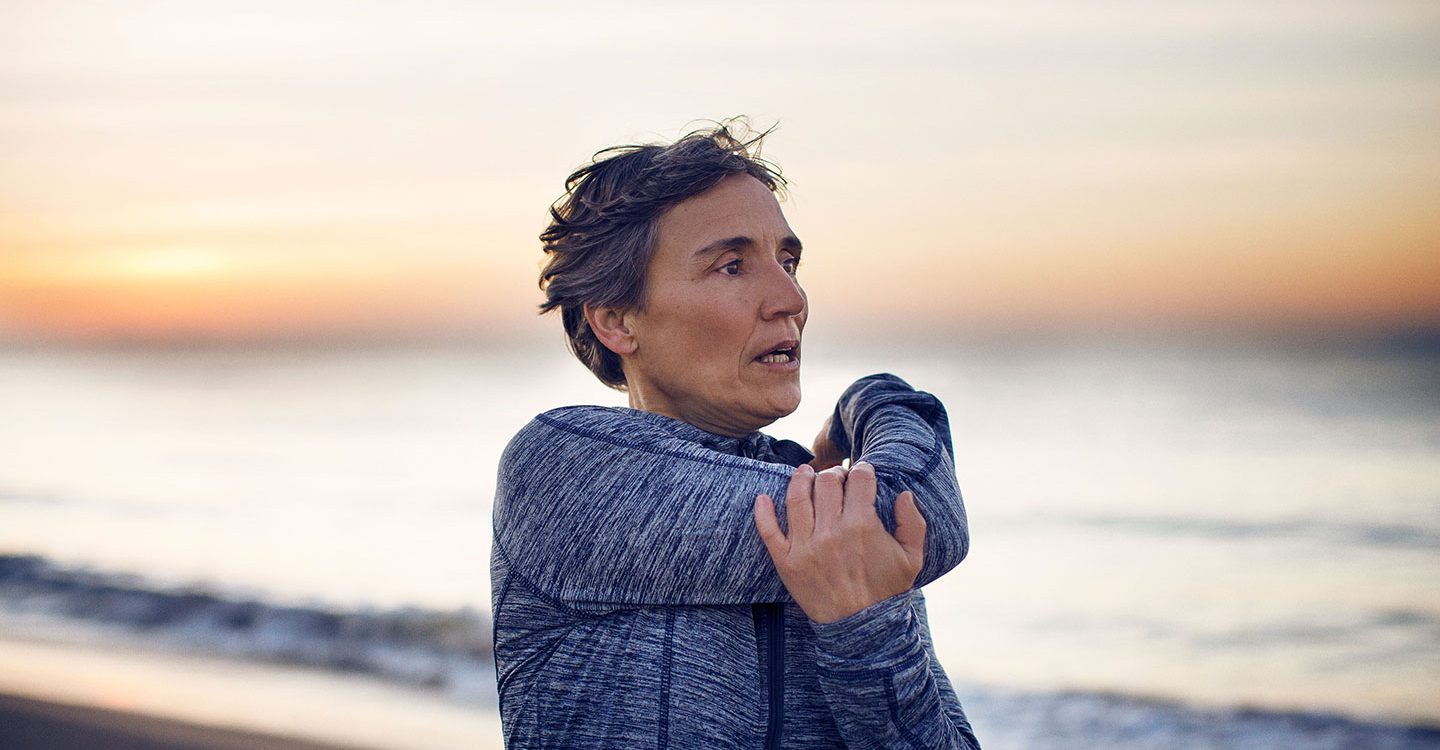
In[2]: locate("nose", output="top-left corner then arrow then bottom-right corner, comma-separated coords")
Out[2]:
760,258 -> 806,321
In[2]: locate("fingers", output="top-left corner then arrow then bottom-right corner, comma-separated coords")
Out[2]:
842,461 -> 878,524
785,464 -> 816,540
812,466 -> 846,532
754,495 -> 787,560
893,490 -> 928,572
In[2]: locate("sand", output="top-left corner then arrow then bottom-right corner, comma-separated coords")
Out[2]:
0,692 -> 387,750
0,634 -> 506,750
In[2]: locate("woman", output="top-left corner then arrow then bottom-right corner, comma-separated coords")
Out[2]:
491,121 -> 980,749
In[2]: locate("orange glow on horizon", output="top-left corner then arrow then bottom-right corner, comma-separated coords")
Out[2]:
4,229 -> 1437,343
0,259 -> 536,342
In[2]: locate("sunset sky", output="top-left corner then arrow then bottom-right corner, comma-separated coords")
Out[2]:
2,0 -> 1437,344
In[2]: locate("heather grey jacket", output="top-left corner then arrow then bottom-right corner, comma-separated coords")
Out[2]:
491,373 -> 980,749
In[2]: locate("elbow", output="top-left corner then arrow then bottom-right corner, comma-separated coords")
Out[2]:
946,479 -> 970,563
961,523 -> 971,564
951,511 -> 970,568
881,469 -> 970,583
930,506 -> 969,580
923,476 -> 970,581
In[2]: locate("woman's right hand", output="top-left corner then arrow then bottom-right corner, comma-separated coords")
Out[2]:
754,462 -> 926,624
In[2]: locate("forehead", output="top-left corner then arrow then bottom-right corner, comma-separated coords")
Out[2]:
654,174 -> 790,252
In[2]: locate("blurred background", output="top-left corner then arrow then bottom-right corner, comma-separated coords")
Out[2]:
1,1 -> 1438,748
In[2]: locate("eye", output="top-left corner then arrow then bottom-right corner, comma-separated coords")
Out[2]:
719,259 -> 743,277
781,255 -> 800,275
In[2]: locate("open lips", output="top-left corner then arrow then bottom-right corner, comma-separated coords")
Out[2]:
755,341 -> 799,364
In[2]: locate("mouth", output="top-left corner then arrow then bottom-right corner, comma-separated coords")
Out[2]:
753,339 -> 800,368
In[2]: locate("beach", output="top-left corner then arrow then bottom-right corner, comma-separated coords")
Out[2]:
0,692 -> 381,750
0,634 -> 506,750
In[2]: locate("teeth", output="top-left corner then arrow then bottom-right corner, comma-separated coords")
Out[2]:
759,352 -> 792,364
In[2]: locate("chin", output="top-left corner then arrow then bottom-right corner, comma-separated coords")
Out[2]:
761,386 -> 802,420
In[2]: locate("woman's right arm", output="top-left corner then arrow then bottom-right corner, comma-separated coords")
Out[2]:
825,373 -> 970,589
491,373 -> 968,608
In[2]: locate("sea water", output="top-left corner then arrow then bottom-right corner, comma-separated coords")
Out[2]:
1,333 -> 1438,749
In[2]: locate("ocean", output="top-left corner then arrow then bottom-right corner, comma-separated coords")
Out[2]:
1,332 -> 1437,749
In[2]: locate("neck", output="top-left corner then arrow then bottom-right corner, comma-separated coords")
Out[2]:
626,383 -> 754,438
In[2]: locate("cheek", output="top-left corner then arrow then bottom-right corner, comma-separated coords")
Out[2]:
686,305 -> 746,347
650,291 -> 752,376
653,309 -> 724,373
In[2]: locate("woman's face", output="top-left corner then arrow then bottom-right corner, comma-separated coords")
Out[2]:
622,173 -> 807,437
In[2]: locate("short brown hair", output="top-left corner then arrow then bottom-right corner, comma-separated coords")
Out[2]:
538,118 -> 787,389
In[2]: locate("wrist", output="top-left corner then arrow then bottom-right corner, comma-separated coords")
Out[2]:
810,590 -> 917,656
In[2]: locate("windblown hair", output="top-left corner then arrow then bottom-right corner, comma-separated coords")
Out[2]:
538,117 -> 787,390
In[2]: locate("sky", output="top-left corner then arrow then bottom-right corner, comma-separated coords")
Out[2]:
1,0 -> 1438,344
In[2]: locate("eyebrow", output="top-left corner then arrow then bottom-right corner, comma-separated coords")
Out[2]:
691,234 -> 804,260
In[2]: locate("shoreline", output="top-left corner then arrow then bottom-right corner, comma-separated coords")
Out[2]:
0,692 -> 386,750
0,634 -> 506,750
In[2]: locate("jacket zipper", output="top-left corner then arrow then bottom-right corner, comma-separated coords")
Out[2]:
763,602 -> 785,749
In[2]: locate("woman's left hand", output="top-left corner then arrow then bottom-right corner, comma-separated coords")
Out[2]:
753,462 -> 926,624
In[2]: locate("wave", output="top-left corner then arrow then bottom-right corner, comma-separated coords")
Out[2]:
958,684 -> 1440,750
0,553 -> 494,702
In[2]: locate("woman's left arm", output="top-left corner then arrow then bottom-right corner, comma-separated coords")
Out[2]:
494,408 -> 798,608
810,590 -> 982,750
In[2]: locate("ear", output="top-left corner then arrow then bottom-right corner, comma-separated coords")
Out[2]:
583,303 -> 638,356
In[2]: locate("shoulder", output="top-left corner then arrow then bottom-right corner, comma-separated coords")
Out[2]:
537,404 -> 651,436
500,405 -> 786,475
509,405 -> 671,451
502,406 -> 690,465
499,407 -> 607,467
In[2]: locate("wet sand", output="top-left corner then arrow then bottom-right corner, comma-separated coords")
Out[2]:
0,693 -> 387,750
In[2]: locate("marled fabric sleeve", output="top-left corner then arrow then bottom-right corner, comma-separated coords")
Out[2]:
494,407 -> 794,609
811,590 -> 982,749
